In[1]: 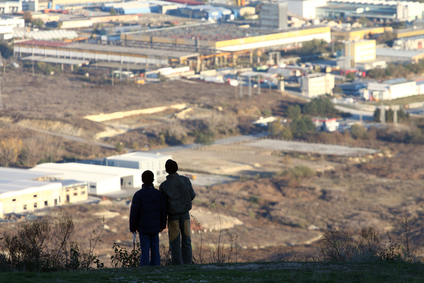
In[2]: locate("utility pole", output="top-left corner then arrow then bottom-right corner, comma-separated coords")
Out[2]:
239,78 -> 243,98
248,75 -> 251,97
257,75 -> 261,95
0,78 -> 3,110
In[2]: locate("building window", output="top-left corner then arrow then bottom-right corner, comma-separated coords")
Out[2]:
74,187 -> 78,191
34,203 -> 37,208
66,188 -> 70,192
90,184 -> 96,189
73,192 -> 78,196
44,201 -> 48,206
54,199 -> 58,206
157,171 -> 160,176
81,190 -> 86,195
23,204 -> 27,210
33,194 -> 37,198
12,199 -> 16,202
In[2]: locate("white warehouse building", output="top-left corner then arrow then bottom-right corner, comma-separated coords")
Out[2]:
105,152 -> 172,182
30,163 -> 143,195
366,78 -> 417,101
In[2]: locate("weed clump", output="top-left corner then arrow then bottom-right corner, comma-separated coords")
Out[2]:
0,214 -> 104,272
319,215 -> 423,263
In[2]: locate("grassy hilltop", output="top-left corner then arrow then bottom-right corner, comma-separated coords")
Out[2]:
2,262 -> 424,283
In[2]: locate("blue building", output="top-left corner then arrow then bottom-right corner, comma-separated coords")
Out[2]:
172,5 -> 232,21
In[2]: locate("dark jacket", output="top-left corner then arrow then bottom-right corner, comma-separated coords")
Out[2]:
159,173 -> 195,215
129,184 -> 167,234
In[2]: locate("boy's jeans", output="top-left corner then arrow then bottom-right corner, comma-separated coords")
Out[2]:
139,233 -> 160,266
168,211 -> 192,265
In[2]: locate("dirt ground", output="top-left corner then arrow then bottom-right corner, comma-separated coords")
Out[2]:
2,71 -> 424,263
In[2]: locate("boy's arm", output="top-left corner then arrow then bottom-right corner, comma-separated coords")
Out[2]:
129,193 -> 141,233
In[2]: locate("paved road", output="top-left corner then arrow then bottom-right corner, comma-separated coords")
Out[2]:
335,105 -> 374,121
148,132 -> 268,154
17,125 -> 116,149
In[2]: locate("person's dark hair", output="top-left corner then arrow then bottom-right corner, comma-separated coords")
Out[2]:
142,170 -> 154,185
165,159 -> 178,174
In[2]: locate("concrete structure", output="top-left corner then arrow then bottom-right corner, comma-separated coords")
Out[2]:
0,16 -> 24,39
0,0 -> 21,13
394,27 -> 424,39
282,0 -> 327,20
316,0 -> 424,21
376,47 -> 424,63
332,26 -> 392,41
393,35 -> 424,50
260,2 -> 288,29
22,0 -> 37,11
344,40 -> 376,63
105,152 -> 172,181
20,56 -> 89,71
367,78 -> 417,101
13,29 -> 78,40
59,180 -> 88,204
301,73 -> 335,97
14,40 -> 198,66
30,163 -> 143,195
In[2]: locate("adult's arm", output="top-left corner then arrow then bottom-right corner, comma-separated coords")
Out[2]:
188,179 -> 196,201
160,193 -> 167,230
129,193 -> 141,233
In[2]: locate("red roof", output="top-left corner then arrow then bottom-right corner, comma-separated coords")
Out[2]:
162,0 -> 204,5
16,40 -> 71,47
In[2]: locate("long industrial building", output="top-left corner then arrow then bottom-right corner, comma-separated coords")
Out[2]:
30,163 -> 143,195
122,23 -> 331,52
14,39 -> 199,65
0,167 -> 88,219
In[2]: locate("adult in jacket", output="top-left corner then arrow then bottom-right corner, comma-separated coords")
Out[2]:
130,170 -> 167,266
159,159 -> 195,265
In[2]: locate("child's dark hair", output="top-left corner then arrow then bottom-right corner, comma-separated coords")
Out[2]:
142,170 -> 154,185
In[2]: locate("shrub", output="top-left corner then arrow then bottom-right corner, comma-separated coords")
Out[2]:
350,123 -> 367,139
302,97 -> 337,117
0,214 -> 103,272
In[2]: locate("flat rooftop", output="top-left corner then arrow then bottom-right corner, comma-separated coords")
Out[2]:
0,179 -> 61,194
16,40 -> 199,59
33,163 -> 142,177
131,23 -> 328,41
0,167 -> 59,181
106,152 -> 172,161
376,48 -> 424,58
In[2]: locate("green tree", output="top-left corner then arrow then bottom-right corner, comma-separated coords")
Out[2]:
110,7 -> 117,15
268,119 -> 293,140
194,129 -> 214,145
373,108 -> 381,122
32,19 -> 44,28
291,116 -> 315,138
302,97 -> 337,117
0,41 -> 13,58
333,86 -> 343,94
346,73 -> 355,81
287,105 -> 301,120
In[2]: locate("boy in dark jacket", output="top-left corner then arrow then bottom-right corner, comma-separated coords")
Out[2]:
130,170 -> 167,266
